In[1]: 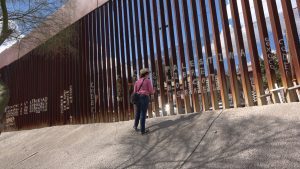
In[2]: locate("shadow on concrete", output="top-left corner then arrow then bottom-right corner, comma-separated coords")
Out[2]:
112,111 -> 300,169
147,113 -> 201,133
113,112 -> 217,169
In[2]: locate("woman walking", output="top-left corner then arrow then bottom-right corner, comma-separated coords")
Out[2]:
133,68 -> 154,135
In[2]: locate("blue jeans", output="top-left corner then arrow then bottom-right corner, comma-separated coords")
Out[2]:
134,94 -> 149,133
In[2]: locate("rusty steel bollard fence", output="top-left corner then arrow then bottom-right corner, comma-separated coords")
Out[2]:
0,0 -> 299,131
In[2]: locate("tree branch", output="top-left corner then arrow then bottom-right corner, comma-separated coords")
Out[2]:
0,0 -> 13,46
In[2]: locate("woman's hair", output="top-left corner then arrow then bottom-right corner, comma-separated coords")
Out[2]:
140,72 -> 149,78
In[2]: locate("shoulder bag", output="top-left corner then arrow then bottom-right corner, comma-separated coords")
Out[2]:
130,78 -> 145,104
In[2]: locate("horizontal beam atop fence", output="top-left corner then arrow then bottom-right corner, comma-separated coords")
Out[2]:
0,0 -> 110,69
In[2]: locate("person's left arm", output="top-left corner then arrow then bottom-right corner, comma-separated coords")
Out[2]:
147,79 -> 155,94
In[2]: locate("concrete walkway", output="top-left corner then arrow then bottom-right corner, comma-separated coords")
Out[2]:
1,103 -> 300,169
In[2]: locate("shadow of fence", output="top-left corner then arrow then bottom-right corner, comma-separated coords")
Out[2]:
112,111 -> 300,169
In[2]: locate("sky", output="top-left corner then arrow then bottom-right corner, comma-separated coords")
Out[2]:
0,0 -> 66,53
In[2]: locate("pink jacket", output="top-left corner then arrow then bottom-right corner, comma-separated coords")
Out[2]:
134,78 -> 155,96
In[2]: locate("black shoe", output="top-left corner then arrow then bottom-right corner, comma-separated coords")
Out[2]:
141,129 -> 150,135
133,126 -> 138,132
